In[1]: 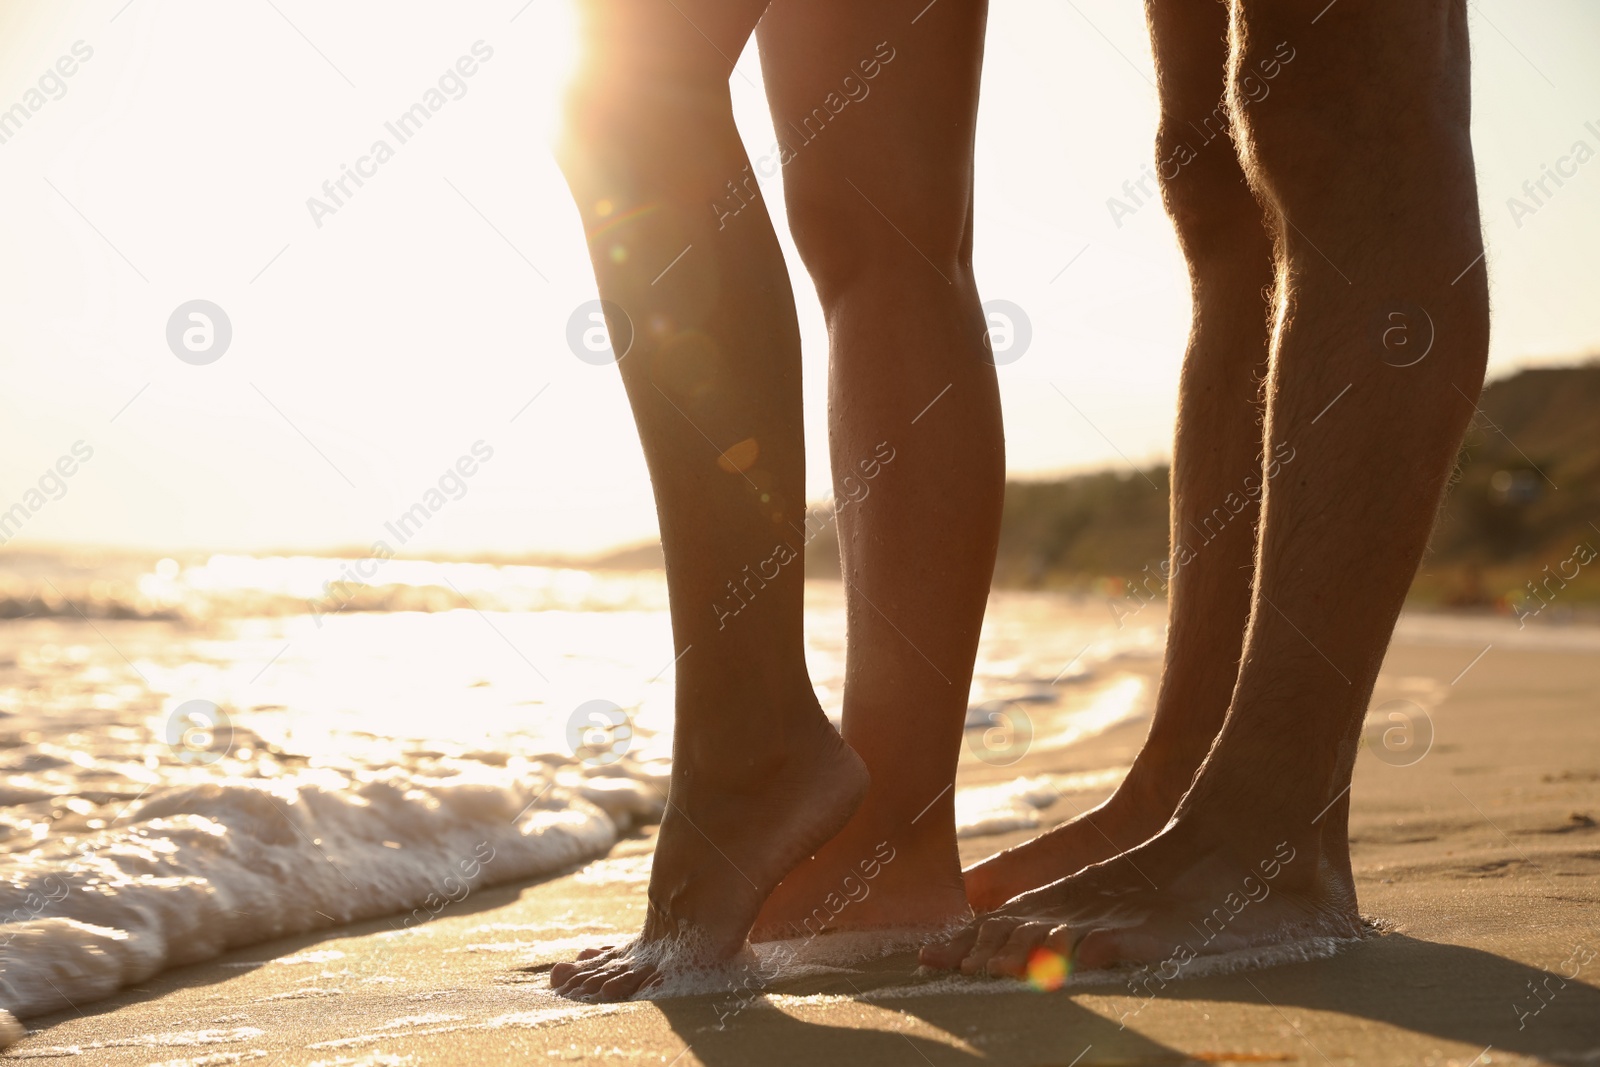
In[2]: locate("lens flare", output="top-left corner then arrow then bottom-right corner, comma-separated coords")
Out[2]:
1025,946 -> 1069,991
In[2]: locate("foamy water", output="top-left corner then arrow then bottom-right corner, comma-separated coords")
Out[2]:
0,549 -> 1164,1022
534,921 -> 1364,1006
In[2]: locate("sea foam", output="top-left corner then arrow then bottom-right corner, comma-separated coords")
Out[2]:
0,758 -> 661,1020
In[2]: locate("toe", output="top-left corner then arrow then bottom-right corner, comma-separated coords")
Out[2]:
986,922 -> 1054,978
960,917 -> 1022,976
577,963 -> 631,1000
555,956 -> 615,995
552,945 -> 617,990
554,966 -> 592,996
600,963 -> 656,1001
1072,927 -> 1124,970
919,924 -> 980,970
1072,925 -> 1169,970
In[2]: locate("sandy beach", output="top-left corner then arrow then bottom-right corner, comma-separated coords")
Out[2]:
6,631 -> 1597,1067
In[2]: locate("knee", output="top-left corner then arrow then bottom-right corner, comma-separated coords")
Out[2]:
780,174 -> 971,307
1153,121 -> 1272,270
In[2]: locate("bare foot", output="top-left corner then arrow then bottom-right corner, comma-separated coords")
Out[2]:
921,810 -> 1360,978
962,768 -> 1184,912
551,718 -> 868,1001
751,801 -> 971,941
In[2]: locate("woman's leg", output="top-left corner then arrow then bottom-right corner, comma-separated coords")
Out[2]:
963,0 -> 1276,910
749,0 -> 1002,937
550,0 -> 868,1000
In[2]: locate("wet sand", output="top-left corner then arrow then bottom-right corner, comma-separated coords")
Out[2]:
8,637 -> 1599,1066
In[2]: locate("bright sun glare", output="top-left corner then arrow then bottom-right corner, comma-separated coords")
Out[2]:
520,0 -> 581,141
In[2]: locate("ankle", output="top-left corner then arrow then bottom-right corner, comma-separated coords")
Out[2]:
1167,772 -> 1346,895
1116,689 -> 1236,817
1115,750 -> 1199,821
675,695 -> 835,769
1182,724 -> 1356,830
828,788 -> 960,862
675,720 -> 846,800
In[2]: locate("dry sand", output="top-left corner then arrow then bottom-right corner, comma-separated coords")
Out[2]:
7,636 -> 1599,1066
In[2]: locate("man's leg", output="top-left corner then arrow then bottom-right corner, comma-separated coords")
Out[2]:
964,0 -> 1275,912
748,0 -> 1002,936
549,0 -> 868,1001
925,0 -> 1488,974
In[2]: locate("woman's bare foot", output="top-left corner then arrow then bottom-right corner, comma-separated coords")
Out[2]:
748,721 -> 1206,940
750,798 -> 971,941
961,767 -> 1185,913
921,803 -> 1360,978
551,717 -> 868,1001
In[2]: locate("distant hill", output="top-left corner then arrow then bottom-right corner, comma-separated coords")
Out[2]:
586,541 -> 667,570
987,468 -> 1173,589
1414,361 -> 1600,609
597,362 -> 1600,611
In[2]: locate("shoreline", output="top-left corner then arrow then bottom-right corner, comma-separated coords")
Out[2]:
5,636 -> 1599,1064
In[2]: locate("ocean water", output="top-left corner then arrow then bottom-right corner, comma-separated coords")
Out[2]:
0,549 -> 1165,1021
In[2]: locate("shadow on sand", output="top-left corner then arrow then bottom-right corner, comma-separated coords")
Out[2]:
656,933 -> 1600,1066
15,913 -> 1596,1065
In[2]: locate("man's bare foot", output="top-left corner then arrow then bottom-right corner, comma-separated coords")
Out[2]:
921,807 -> 1360,978
551,718 -> 868,1001
962,766 -> 1186,912
750,801 -> 971,941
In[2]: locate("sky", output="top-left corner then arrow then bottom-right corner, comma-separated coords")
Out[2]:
1,0 -> 1596,558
